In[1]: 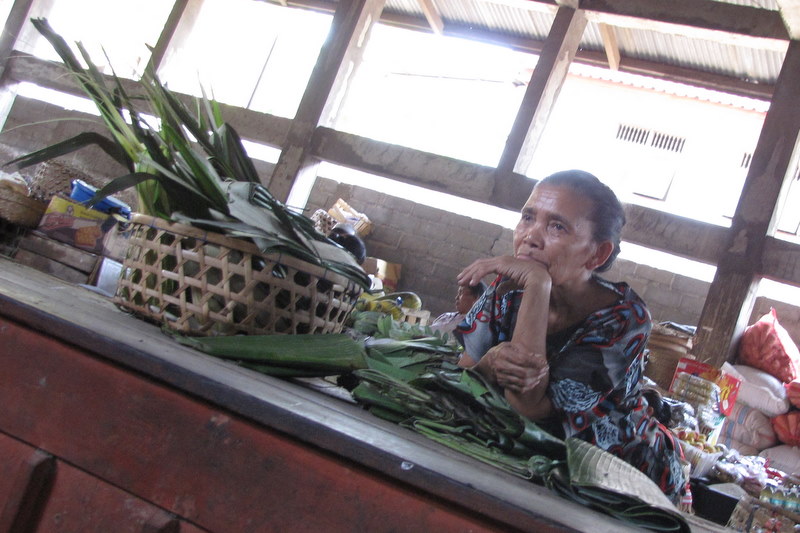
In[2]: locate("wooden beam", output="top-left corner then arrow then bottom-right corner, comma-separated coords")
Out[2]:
311,127 -> 497,202
285,0 -> 790,45
692,40 -> 800,366
598,23 -> 620,70
580,0 -> 789,50
2,53 -> 294,148
490,7 -> 587,210
776,0 -> 800,39
577,50 -> 774,101
416,0 -> 444,35
496,6 -> 587,176
268,0 -> 386,202
149,0 -> 191,71
289,0 -> 780,98
0,0 -> 35,82
762,235 -> 800,287
621,205 -> 728,266
376,6 -> 777,100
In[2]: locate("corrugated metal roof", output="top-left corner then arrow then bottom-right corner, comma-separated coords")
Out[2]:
581,22 -> 785,85
381,0 -> 787,88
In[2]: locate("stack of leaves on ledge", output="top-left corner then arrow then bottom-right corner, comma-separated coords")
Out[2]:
6,18 -> 368,289
171,310 -> 690,532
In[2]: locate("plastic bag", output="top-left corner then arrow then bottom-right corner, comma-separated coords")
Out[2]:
738,308 -> 800,384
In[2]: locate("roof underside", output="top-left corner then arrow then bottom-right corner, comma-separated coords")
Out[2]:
284,0 -> 796,99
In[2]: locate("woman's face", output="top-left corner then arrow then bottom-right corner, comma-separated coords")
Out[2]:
455,286 -> 478,315
513,184 -> 607,286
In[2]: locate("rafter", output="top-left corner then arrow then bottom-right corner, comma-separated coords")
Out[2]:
416,0 -> 444,35
579,0 -> 789,50
776,0 -> 800,39
598,22 -> 620,70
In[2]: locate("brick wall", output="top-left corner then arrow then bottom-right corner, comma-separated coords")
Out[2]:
307,178 -> 512,317
308,177 -> 800,352
5,91 -> 799,355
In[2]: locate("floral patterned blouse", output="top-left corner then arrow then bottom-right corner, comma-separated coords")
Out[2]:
457,275 -> 688,504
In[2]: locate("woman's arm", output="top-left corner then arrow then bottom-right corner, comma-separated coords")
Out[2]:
458,257 -> 554,420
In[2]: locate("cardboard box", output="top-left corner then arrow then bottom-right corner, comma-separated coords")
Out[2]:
37,195 -> 115,254
362,256 -> 401,292
327,198 -> 372,237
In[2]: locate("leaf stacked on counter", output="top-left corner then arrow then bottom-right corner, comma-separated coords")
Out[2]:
171,310 -> 689,532
171,332 -> 368,377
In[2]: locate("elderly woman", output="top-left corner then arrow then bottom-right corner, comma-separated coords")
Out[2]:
456,169 -> 689,504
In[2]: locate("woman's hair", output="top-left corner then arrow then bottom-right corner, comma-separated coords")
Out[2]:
642,388 -> 672,425
537,169 -> 625,273
467,281 -> 488,299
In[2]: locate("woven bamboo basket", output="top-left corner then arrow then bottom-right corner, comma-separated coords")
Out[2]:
31,161 -> 138,208
31,161 -> 94,202
0,188 -> 47,228
115,214 -> 364,336
644,324 -> 695,390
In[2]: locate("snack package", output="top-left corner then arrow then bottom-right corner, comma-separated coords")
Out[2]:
670,358 -> 741,444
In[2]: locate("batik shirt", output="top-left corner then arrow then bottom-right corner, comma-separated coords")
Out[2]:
457,275 -> 688,503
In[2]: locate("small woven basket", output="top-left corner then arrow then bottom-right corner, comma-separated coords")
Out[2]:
31,160 -> 138,208
31,160 -> 93,202
0,188 -> 47,228
644,324 -> 694,390
115,214 -> 363,336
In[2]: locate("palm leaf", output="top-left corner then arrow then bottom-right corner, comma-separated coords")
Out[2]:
4,131 -> 129,170
24,18 -> 370,290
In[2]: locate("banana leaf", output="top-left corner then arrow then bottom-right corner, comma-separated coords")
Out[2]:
238,363 -> 345,378
409,418 -> 561,480
168,310 -> 689,532
560,438 -> 690,533
170,332 -> 368,372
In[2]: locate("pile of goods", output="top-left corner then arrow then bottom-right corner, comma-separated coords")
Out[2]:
647,308 -> 800,530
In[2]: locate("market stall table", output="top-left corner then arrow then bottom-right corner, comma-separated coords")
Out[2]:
0,257 -> 725,532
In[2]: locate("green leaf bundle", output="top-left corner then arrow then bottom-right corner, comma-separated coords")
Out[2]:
7,18 -> 369,290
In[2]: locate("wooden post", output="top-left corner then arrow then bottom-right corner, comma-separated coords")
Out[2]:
0,0 -> 35,81
148,0 -> 192,71
692,40 -> 800,366
267,0 -> 385,205
491,6 -> 587,211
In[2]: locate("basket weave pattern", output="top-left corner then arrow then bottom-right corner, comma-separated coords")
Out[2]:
644,326 -> 694,390
31,161 -> 137,207
116,215 -> 363,336
0,189 -> 47,228
31,161 -> 96,202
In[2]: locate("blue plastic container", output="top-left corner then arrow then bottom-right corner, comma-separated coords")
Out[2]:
70,179 -> 132,218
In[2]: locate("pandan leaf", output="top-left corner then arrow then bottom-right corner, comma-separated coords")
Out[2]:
5,131 -> 129,170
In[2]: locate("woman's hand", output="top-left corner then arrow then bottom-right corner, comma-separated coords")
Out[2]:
457,256 -> 551,291
473,341 -> 552,420
479,342 -> 549,393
